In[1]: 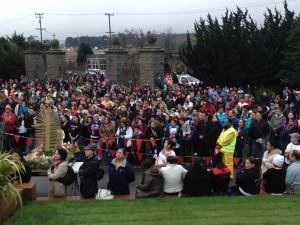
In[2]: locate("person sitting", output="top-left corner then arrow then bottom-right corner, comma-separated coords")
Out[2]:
261,140 -> 282,175
209,153 -> 231,196
79,143 -> 99,198
12,150 -> 32,184
261,155 -> 286,194
155,139 -> 176,168
181,157 -> 212,197
108,148 -> 135,195
231,156 -> 261,196
135,159 -> 164,198
160,156 -> 187,195
285,150 -> 300,194
47,148 -> 69,197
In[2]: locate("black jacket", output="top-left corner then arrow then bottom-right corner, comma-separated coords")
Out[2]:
79,156 -> 99,198
182,168 -> 212,197
248,120 -> 269,140
236,167 -> 261,195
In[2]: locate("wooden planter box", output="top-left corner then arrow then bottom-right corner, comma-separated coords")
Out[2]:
0,195 -> 20,224
32,169 -> 48,176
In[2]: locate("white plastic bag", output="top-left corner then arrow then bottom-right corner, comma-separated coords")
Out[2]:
95,188 -> 114,200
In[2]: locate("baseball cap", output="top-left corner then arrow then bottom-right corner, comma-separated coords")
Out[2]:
84,143 -> 97,152
289,133 -> 300,140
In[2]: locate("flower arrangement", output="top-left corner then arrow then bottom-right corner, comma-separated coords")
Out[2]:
25,143 -> 75,170
24,145 -> 54,170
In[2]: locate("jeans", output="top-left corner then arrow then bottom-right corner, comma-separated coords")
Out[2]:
252,138 -> 266,158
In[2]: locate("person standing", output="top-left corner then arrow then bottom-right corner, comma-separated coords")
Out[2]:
269,108 -> 285,142
79,143 -> 99,198
69,114 -> 83,161
0,117 -> 5,151
248,112 -> 270,158
1,104 -> 16,151
108,148 -> 135,195
116,118 -> 133,152
234,119 -> 247,160
14,112 -> 29,154
216,119 -> 238,179
195,112 -> 213,157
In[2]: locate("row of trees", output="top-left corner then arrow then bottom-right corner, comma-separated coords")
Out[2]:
180,1 -> 299,86
65,29 -> 146,49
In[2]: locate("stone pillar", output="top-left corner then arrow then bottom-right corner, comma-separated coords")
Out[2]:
45,39 -> 66,79
23,48 -> 45,81
105,46 -> 129,85
139,44 -> 164,88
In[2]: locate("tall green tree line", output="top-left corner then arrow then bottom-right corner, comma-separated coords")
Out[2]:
180,1 -> 296,86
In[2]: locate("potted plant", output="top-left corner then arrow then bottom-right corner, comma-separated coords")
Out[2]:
0,151 -> 24,224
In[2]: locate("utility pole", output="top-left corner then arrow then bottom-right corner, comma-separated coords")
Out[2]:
105,13 -> 114,48
35,13 -> 45,43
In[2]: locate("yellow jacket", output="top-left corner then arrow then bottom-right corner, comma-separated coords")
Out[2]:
217,126 -> 238,153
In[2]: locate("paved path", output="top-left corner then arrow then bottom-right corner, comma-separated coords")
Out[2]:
33,145 -> 250,197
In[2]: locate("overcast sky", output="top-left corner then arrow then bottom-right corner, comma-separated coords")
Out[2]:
0,0 -> 299,44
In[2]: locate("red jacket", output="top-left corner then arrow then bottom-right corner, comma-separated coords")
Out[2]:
1,112 -> 16,132
201,104 -> 216,116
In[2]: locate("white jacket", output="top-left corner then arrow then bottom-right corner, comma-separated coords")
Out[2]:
160,164 -> 187,193
116,126 -> 133,147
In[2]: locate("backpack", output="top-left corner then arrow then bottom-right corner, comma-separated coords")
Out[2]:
57,166 -> 76,186
96,166 -> 105,181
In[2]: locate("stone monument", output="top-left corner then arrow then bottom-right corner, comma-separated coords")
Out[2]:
105,36 -> 129,84
139,33 -> 164,88
23,41 -> 45,81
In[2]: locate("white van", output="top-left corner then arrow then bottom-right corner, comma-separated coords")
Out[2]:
87,69 -> 105,75
177,74 -> 203,86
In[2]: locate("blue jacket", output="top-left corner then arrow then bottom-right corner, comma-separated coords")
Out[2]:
108,159 -> 135,195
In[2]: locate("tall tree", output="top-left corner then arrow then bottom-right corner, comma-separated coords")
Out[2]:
180,1 -> 295,86
276,16 -> 300,84
77,42 -> 93,66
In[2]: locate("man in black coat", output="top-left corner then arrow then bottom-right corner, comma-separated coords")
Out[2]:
248,113 -> 270,158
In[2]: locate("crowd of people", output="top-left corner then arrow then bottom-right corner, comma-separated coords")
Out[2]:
1,72 -> 300,197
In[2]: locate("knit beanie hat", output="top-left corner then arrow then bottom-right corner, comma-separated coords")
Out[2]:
273,155 -> 284,167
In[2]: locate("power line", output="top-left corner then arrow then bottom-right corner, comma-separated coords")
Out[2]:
35,13 -> 45,43
0,14 -> 33,26
42,0 -> 297,16
105,13 -> 114,48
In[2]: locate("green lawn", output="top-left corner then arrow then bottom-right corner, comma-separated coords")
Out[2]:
4,196 -> 300,225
